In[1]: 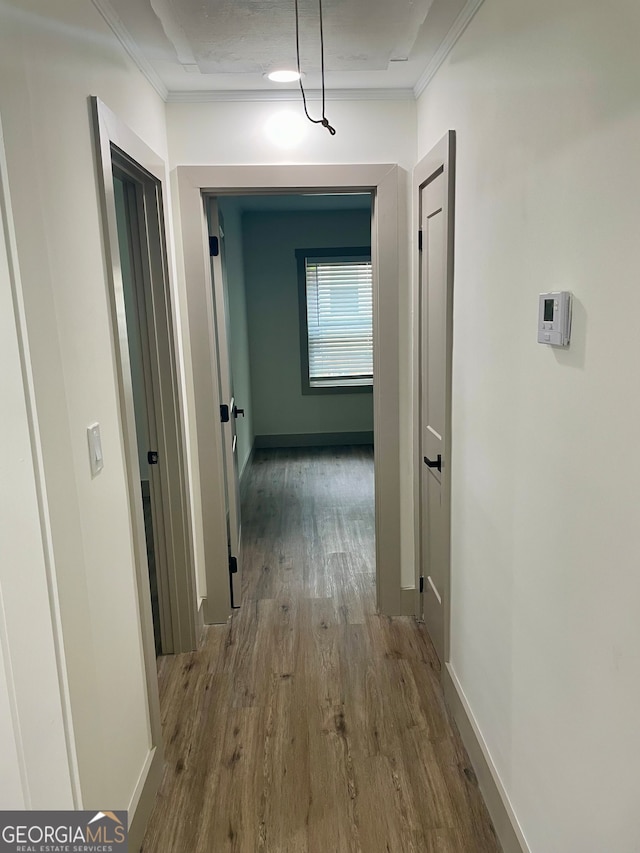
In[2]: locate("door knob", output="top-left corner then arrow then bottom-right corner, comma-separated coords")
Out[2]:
423,454 -> 441,472
233,406 -> 245,418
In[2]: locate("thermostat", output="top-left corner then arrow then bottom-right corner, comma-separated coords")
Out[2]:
537,291 -> 572,347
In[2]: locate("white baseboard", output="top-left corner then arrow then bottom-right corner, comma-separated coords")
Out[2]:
128,745 -> 163,852
254,431 -> 374,449
443,664 -> 531,853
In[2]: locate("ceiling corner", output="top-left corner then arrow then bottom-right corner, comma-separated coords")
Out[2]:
92,0 -> 169,101
413,0 -> 486,99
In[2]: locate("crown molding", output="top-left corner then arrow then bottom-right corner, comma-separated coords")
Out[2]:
93,0 -> 484,106
413,0 -> 486,98
92,0 -> 169,101
166,87 -> 416,104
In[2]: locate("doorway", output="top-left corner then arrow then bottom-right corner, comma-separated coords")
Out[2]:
112,167 -> 171,655
206,192 -> 376,612
107,150 -> 195,657
92,96 -> 198,669
176,163 -> 406,622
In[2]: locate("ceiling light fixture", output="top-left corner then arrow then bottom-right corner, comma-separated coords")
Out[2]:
294,0 -> 336,136
266,69 -> 302,83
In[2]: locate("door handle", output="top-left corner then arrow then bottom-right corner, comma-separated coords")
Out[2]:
233,406 -> 245,418
423,454 -> 441,472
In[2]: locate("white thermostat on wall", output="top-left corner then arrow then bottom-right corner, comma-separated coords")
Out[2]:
537,291 -> 572,347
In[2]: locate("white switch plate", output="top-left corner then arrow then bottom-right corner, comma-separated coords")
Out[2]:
87,423 -> 104,477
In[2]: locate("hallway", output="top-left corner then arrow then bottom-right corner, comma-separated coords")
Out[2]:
141,447 -> 500,852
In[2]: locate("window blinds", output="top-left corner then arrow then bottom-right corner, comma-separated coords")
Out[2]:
305,256 -> 373,382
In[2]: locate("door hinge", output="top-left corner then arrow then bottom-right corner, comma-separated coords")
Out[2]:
209,235 -> 219,257
229,556 -> 238,574
418,229 -> 423,252
147,450 -> 159,465
419,576 -> 424,594
220,404 -> 230,423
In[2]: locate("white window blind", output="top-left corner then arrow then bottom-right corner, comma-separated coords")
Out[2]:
305,255 -> 373,385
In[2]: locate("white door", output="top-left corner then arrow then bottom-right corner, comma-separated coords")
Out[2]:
208,199 -> 243,608
418,133 -> 455,664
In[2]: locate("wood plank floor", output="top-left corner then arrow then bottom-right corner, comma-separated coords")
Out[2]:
141,447 -> 501,853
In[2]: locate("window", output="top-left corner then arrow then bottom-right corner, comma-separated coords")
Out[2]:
297,246 -> 373,394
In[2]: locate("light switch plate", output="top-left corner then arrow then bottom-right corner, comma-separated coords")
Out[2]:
87,423 -> 104,477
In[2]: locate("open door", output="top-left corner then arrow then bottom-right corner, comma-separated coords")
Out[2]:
208,198 -> 243,609
417,132 -> 455,664
113,170 -> 172,655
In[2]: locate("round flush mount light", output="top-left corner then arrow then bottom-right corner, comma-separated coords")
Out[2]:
266,69 -> 302,83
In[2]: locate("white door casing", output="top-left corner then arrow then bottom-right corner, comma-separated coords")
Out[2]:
175,164 -> 406,621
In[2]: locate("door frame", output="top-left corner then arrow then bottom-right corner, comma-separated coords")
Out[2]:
175,164 -> 407,622
413,132 -> 456,663
92,98 -> 197,654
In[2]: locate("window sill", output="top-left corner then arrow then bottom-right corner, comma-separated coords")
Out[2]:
303,378 -> 373,395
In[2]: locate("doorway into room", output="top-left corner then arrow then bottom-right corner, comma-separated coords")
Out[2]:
176,162 -> 405,622
206,191 -> 376,610
93,99 -> 197,664
112,166 -> 172,656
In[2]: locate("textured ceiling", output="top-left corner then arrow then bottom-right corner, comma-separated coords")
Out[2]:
153,0 -> 432,73
101,0 -> 471,94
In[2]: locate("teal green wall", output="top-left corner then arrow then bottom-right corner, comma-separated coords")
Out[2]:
218,198 -> 254,476
242,209 -> 373,438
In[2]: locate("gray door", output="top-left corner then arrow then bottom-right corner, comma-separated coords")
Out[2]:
419,132 -> 455,664
113,171 -> 173,655
208,199 -> 243,609
108,149 -> 197,656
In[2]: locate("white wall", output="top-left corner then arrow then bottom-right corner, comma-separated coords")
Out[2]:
0,116 -> 76,809
167,97 -> 417,585
417,2 -> 640,851
0,0 -> 169,813
167,99 -> 416,172
242,208 -> 373,438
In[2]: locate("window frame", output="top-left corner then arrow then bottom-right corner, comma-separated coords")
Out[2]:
296,245 -> 374,396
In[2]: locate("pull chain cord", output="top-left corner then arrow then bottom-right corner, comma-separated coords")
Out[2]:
295,0 -> 336,135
